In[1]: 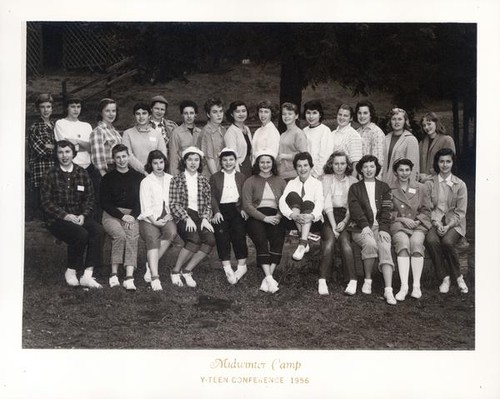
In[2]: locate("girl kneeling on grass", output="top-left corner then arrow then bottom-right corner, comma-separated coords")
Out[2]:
424,148 -> 468,294
242,149 -> 287,293
210,148 -> 249,284
348,155 -> 396,305
138,150 -> 177,291
169,147 -> 215,287
320,151 -> 358,296
390,158 -> 432,300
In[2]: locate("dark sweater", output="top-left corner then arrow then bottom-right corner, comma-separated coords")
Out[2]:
348,179 -> 393,233
209,170 -> 247,214
100,169 -> 144,219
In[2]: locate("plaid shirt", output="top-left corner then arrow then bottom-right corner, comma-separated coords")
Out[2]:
357,122 -> 386,167
150,118 -> 178,148
90,121 -> 122,175
28,118 -> 56,187
169,172 -> 212,222
41,164 -> 94,224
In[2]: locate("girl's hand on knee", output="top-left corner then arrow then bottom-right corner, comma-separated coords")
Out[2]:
212,212 -> 224,224
186,218 -> 197,232
201,218 -> 214,232
379,231 -> 391,243
360,226 -> 372,239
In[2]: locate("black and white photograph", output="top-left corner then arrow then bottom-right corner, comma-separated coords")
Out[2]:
1,0 -> 500,398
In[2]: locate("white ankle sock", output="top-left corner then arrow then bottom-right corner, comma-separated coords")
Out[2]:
83,268 -> 93,278
397,256 -> 410,289
411,256 -> 424,288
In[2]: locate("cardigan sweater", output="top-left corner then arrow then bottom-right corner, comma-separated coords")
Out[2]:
348,179 -> 393,233
209,170 -> 246,214
242,174 -> 287,221
224,124 -> 253,170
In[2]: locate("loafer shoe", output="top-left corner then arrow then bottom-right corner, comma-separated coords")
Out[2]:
65,269 -> 79,287
79,276 -> 102,289
457,276 -> 468,294
344,280 -> 357,296
122,278 -> 136,291
108,275 -> 120,288
182,272 -> 197,288
318,279 -> 329,295
170,273 -> 183,287
439,276 -> 450,293
151,278 -> 163,291
292,244 -> 310,261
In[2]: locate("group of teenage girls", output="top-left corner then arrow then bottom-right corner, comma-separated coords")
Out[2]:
28,93 -> 469,304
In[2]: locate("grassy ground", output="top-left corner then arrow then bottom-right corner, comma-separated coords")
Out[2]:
23,63 -> 474,350
23,219 -> 475,350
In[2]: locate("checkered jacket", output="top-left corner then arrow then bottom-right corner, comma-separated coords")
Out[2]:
41,164 -> 94,224
169,172 -> 212,222
90,121 -> 122,175
28,118 -> 56,187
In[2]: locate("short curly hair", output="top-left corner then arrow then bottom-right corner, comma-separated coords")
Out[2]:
356,155 -> 382,177
323,151 -> 353,176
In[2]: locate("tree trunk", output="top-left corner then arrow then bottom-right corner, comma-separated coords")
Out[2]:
278,54 -> 304,133
452,97 -> 460,158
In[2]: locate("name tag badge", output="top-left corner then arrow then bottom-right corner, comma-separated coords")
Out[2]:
447,181 -> 454,188
77,185 -> 85,192
149,136 -> 157,142
408,188 -> 416,194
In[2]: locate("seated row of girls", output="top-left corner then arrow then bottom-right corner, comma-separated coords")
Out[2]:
318,148 -> 468,304
101,144 -> 215,291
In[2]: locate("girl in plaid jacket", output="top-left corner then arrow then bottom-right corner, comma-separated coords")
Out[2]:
169,147 -> 215,288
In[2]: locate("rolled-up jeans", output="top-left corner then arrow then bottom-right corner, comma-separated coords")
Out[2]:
351,225 -> 394,271
102,208 -> 139,268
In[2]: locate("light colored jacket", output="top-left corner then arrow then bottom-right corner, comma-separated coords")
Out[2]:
425,174 -> 467,236
390,181 -> 432,235
382,130 -> 419,188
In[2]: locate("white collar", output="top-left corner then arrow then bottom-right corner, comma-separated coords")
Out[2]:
222,169 -> 236,175
185,171 -> 198,179
438,174 -> 451,184
59,163 -> 74,173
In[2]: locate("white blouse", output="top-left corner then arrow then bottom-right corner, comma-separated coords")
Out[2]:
138,172 -> 173,222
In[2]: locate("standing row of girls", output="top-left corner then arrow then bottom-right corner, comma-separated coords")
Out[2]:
30,93 -> 468,302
